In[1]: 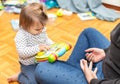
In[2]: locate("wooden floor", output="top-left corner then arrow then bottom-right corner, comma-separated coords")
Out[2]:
0,8 -> 120,84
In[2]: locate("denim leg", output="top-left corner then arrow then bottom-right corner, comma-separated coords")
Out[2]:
35,61 -> 88,84
67,28 -> 110,69
95,61 -> 104,79
18,63 -> 38,84
35,28 -> 110,84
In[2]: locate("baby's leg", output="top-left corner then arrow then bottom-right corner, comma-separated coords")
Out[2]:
7,72 -> 20,83
18,64 -> 38,84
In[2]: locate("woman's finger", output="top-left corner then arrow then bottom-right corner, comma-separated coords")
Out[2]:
83,60 -> 89,69
80,59 -> 84,71
93,67 -> 98,78
89,55 -> 94,62
93,67 -> 98,74
89,61 -> 93,70
85,48 -> 94,52
86,53 -> 92,59
86,53 -> 94,62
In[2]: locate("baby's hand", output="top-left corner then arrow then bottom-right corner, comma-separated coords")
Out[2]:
39,45 -> 50,51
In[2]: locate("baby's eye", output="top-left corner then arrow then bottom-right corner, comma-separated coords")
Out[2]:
35,29 -> 41,31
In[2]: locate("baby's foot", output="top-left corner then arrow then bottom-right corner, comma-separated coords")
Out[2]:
7,72 -> 20,83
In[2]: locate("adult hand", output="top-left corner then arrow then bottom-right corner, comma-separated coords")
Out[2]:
80,59 -> 98,84
85,48 -> 105,62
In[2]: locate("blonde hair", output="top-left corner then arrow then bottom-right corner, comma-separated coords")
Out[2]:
19,3 -> 48,30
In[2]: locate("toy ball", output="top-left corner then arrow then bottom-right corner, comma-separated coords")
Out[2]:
47,0 -> 55,8
56,9 -> 63,17
45,0 -> 58,9
48,53 -> 58,63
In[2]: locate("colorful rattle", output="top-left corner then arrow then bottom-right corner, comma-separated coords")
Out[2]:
35,42 -> 72,63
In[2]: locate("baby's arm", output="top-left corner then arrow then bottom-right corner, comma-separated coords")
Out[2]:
14,32 -> 40,58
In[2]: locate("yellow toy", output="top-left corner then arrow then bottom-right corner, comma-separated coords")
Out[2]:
35,42 -> 72,63
56,9 -> 63,17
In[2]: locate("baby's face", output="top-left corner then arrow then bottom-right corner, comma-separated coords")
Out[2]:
28,20 -> 45,35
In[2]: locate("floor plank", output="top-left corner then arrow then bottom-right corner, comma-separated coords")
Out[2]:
0,8 -> 120,84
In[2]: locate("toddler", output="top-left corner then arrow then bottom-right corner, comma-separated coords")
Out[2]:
7,2 -> 53,84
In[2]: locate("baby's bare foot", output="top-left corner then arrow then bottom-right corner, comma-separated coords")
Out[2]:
7,72 -> 20,83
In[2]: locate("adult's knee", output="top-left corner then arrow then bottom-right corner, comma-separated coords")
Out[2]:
83,27 -> 97,33
81,27 -> 101,38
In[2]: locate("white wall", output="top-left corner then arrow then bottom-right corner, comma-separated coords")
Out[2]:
102,0 -> 120,7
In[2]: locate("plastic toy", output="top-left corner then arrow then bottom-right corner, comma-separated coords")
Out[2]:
56,9 -> 63,17
35,42 -> 72,63
0,1 -> 4,10
40,0 -> 59,9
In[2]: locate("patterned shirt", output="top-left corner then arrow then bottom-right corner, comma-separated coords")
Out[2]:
14,28 -> 53,65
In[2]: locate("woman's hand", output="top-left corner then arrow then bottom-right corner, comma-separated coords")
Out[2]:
80,59 -> 98,84
39,45 -> 50,51
85,48 -> 105,62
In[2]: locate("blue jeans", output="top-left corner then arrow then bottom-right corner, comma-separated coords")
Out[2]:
35,28 -> 110,84
18,63 -> 38,84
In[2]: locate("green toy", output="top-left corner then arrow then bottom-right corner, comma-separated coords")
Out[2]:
35,42 -> 72,63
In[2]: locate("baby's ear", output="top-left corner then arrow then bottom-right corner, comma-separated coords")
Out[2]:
111,23 -> 120,47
